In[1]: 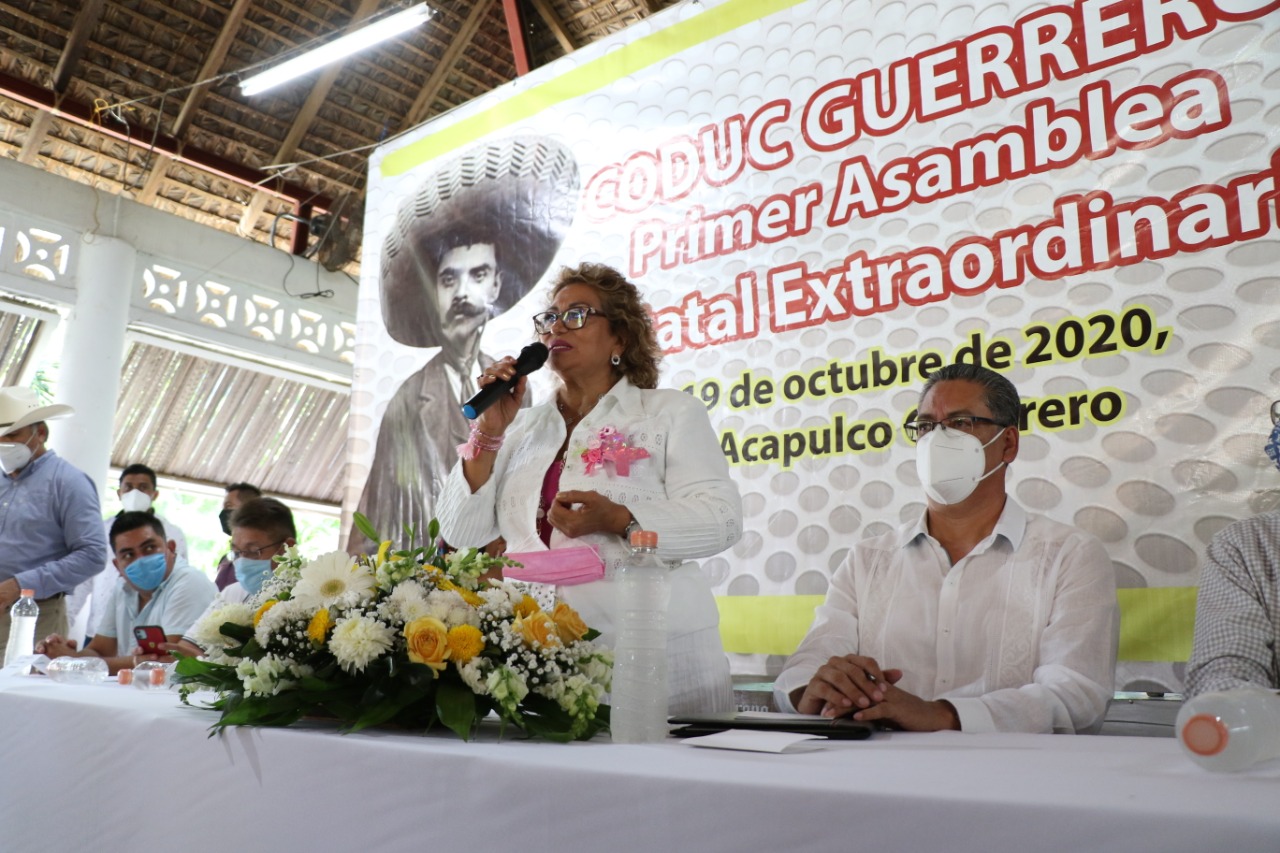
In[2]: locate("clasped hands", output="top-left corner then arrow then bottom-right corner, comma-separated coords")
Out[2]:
546,490 -> 630,540
794,654 -> 960,732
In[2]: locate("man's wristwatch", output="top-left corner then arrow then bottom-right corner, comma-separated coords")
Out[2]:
623,516 -> 642,542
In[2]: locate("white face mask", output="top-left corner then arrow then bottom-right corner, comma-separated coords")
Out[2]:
915,426 -> 1007,505
120,489 -> 153,513
0,436 -> 35,474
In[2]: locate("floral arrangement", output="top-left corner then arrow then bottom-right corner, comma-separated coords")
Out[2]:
581,424 -> 649,476
174,518 -> 612,742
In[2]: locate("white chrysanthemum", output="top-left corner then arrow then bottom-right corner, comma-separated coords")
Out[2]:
479,585 -> 522,612
387,581 -> 430,622
328,615 -> 395,672
253,597 -> 313,646
190,602 -> 254,650
424,589 -> 479,628
291,551 -> 376,609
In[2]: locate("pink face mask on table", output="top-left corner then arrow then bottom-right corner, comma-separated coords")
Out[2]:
504,546 -> 605,585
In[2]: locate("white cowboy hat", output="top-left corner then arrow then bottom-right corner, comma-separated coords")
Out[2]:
379,135 -> 580,347
0,386 -> 74,434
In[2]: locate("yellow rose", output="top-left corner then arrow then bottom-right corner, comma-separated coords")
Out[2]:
446,624 -> 484,663
307,608 -> 331,645
551,602 -> 589,644
252,599 -> 278,627
517,611 -> 561,648
513,595 -> 541,619
404,617 -> 450,671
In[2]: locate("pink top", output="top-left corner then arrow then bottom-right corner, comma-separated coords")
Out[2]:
536,458 -> 565,546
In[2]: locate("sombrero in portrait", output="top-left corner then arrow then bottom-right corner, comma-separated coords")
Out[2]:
379,135 -> 580,348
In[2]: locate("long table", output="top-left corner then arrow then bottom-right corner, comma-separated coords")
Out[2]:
2,673 -> 1277,852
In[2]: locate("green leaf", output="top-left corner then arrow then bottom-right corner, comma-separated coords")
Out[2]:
220,622 -> 254,642
436,680 -> 478,740
353,512 -> 381,544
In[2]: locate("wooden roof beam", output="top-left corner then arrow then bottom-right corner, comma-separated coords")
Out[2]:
51,0 -> 107,97
0,72 -> 333,210
528,0 -> 577,55
171,0 -> 254,140
270,0 -> 383,170
404,0 -> 492,129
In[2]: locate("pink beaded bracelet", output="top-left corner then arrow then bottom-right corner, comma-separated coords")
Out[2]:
457,426 -> 504,461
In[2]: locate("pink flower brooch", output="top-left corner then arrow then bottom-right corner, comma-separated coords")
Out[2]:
581,425 -> 650,476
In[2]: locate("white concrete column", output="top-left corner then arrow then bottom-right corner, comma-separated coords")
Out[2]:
50,235 -> 135,487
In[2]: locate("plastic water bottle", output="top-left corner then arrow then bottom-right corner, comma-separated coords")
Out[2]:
46,656 -> 109,685
1176,688 -> 1280,771
133,660 -> 174,691
611,530 -> 670,743
3,590 -> 39,667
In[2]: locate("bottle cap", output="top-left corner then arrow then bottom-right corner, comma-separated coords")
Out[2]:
1181,713 -> 1229,757
629,530 -> 658,548
19,589 -> 34,597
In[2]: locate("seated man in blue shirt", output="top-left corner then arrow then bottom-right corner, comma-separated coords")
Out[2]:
37,512 -> 215,674
0,386 -> 109,657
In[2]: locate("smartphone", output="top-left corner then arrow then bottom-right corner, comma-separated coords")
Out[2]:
132,625 -> 167,656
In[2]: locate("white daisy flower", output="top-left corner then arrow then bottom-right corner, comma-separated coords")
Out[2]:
328,615 -> 395,673
291,551 -> 376,609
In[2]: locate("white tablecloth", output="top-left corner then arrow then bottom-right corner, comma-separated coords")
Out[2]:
1,673 -> 1277,852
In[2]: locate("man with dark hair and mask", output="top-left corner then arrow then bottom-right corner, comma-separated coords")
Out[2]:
67,463 -> 191,643
775,363 -> 1118,733
1186,399 -> 1280,695
213,482 -> 263,590
167,497 -> 298,658
36,512 -> 214,674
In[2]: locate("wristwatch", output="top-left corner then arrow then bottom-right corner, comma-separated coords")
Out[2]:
623,515 -> 642,542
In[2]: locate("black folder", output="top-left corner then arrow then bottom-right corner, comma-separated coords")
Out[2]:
668,712 -> 875,740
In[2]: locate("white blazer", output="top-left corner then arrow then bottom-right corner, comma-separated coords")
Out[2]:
438,378 -> 742,643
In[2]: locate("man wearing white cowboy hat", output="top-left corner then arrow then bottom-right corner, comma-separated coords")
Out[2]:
0,386 -> 109,657
351,135 -> 578,553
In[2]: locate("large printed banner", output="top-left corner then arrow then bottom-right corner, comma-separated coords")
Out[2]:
351,0 -> 1280,688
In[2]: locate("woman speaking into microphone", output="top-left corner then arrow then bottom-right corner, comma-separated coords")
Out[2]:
438,262 -> 742,713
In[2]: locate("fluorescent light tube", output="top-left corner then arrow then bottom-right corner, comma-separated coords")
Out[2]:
240,3 -> 432,97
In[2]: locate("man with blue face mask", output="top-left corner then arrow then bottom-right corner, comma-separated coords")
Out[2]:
775,363 -> 1119,733
1186,399 -> 1280,695
168,497 -> 297,658
36,512 -> 213,674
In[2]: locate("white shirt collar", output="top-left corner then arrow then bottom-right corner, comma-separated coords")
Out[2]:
903,495 -> 1028,552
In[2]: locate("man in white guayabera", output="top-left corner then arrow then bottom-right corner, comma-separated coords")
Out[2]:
775,363 -> 1119,733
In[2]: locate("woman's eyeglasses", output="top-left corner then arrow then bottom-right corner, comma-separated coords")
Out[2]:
532,306 -> 603,335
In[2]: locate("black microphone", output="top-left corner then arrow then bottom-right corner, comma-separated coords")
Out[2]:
461,342 -> 549,420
